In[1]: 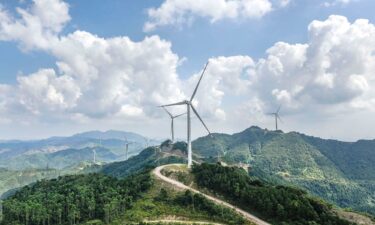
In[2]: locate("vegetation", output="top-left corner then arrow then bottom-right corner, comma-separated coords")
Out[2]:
1,170 -> 152,225
112,177 -> 252,225
192,126 -> 375,215
101,147 -> 185,178
192,163 -> 354,225
0,168 -> 62,200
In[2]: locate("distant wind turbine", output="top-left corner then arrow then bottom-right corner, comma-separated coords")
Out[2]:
124,136 -> 134,161
93,135 -> 102,164
160,62 -> 211,168
268,105 -> 282,130
162,106 -> 186,143
144,137 -> 150,148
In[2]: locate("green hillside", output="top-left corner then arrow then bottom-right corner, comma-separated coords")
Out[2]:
1,161 -> 362,225
0,169 -> 61,200
101,146 -> 186,178
192,126 -> 375,215
0,166 -> 252,225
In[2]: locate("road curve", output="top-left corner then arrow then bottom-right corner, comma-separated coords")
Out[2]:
153,164 -> 271,225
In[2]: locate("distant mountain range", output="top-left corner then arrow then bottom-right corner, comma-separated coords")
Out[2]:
193,126 -> 375,215
0,130 -> 159,170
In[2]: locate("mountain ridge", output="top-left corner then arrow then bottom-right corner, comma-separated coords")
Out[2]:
192,126 -> 375,215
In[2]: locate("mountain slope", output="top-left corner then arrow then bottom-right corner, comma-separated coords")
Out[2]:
101,145 -> 186,178
192,126 -> 375,215
0,130 -> 153,165
3,146 -> 117,170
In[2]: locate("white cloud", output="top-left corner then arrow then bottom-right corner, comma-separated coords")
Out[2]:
248,15 -> 375,114
144,0 -> 273,32
16,69 -> 81,114
1,0 -> 375,141
0,0 -> 69,50
0,0 -> 186,122
323,0 -> 357,7
187,56 -> 254,120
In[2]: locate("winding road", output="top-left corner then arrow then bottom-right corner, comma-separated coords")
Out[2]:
153,164 -> 271,225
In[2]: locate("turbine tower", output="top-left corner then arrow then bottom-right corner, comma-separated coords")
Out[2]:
268,105 -> 282,130
162,107 -> 186,143
124,136 -> 134,161
160,62 -> 211,168
93,135 -> 102,164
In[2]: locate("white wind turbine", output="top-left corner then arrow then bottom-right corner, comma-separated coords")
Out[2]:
124,136 -> 134,161
93,135 -> 102,164
268,105 -> 282,130
160,62 -> 211,168
162,106 -> 186,143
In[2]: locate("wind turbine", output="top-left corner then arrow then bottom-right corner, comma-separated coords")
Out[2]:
144,137 -> 150,148
160,62 -> 211,168
268,105 -> 282,130
93,135 -> 102,164
124,136 -> 134,161
162,107 -> 186,143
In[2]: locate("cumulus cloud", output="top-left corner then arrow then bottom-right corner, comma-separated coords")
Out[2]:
187,56 -> 254,120
1,0 -> 375,140
0,0 -> 70,50
249,15 -> 375,114
0,0 -> 186,122
144,0 -> 274,32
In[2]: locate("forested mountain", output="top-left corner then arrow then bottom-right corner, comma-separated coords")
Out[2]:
192,163 -> 353,225
1,171 -> 153,225
2,162 -> 364,225
192,126 -> 375,215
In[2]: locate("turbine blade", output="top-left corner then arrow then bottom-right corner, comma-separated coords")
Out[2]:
191,105 -> 211,135
162,106 -> 173,117
190,62 -> 209,102
159,101 -> 186,107
277,104 -> 281,114
278,115 -> 283,123
173,112 -> 186,118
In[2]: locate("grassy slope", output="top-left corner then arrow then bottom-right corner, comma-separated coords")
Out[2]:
101,147 -> 186,178
106,178 -> 252,225
192,127 -> 375,215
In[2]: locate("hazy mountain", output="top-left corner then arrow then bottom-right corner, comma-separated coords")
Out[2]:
0,130 -> 156,170
192,126 -> 375,215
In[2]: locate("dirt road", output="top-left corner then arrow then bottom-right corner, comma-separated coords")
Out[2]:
153,164 -> 271,225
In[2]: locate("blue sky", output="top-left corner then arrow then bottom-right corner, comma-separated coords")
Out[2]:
2,0 -> 375,82
1,0 -> 375,140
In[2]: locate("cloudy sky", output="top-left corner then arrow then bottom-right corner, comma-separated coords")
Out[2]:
1,0 -> 375,141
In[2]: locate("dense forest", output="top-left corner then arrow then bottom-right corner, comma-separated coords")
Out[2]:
1,170 -> 152,225
192,163 -> 354,225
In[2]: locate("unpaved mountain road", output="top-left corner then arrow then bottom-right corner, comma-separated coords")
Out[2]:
145,219 -> 225,224
153,164 -> 271,225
